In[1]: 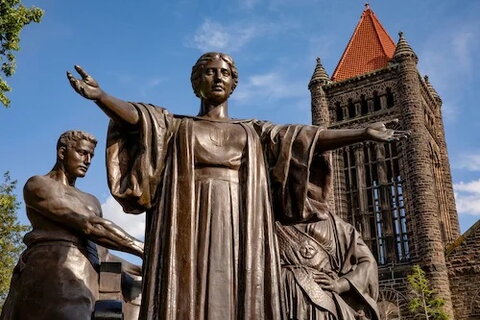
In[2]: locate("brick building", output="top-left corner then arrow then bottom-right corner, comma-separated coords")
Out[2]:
309,5 -> 479,319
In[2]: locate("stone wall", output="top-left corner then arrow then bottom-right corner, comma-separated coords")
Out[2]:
310,56 -> 459,318
446,221 -> 480,320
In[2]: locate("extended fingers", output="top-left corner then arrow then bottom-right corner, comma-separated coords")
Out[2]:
392,130 -> 411,140
67,71 -> 82,91
395,129 -> 411,136
313,273 -> 332,282
66,71 -> 77,83
74,65 -> 90,79
385,118 -> 399,127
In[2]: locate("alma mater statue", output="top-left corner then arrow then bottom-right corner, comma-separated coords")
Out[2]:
67,52 -> 407,320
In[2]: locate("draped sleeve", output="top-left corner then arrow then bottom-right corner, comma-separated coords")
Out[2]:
106,103 -> 176,213
255,121 -> 333,223
334,217 -> 379,310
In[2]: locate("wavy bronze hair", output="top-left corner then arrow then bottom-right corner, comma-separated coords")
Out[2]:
191,52 -> 239,98
56,130 -> 97,151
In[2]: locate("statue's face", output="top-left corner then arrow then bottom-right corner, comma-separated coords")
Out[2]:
299,240 -> 318,259
62,139 -> 95,178
198,58 -> 234,103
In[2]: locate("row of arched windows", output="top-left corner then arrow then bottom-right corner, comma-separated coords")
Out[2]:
335,88 -> 395,122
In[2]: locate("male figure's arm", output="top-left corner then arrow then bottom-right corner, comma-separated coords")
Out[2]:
24,175 -> 144,257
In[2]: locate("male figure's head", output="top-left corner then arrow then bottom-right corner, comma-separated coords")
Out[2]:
55,130 -> 97,179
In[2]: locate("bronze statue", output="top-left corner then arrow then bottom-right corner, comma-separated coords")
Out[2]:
0,130 -> 144,320
277,211 -> 379,319
67,52 -> 407,319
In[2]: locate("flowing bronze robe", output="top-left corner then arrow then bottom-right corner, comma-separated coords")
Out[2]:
106,103 -> 333,320
277,213 -> 380,320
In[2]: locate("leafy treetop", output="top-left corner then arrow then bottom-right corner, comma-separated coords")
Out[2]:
407,264 -> 449,320
0,0 -> 43,107
0,172 -> 29,309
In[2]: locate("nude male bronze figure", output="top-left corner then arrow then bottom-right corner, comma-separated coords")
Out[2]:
0,130 -> 144,320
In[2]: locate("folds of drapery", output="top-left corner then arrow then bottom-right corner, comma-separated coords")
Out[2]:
106,103 -> 335,319
277,213 -> 380,320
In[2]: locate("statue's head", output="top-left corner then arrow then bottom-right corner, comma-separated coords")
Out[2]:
191,52 -> 238,101
56,130 -> 97,178
298,239 -> 323,268
299,239 -> 319,260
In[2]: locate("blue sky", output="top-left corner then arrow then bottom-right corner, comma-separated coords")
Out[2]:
1,1 -> 479,263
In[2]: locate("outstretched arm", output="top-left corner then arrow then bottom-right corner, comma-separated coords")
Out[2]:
24,176 -> 144,257
67,65 -> 139,126
85,216 -> 144,258
316,119 -> 410,152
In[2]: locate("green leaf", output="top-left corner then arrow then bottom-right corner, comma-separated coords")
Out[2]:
0,172 -> 30,310
0,0 -> 43,107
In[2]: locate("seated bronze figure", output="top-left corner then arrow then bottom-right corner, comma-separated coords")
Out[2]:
277,212 -> 379,320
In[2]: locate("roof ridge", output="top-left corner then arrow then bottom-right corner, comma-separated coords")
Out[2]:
445,219 -> 480,256
331,5 -> 395,82
331,9 -> 367,80
368,9 -> 395,57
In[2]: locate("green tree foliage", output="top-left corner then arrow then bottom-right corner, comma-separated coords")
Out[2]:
0,172 -> 29,310
0,0 -> 43,107
407,264 -> 449,320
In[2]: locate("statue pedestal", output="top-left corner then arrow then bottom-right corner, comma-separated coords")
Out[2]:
93,262 -> 123,320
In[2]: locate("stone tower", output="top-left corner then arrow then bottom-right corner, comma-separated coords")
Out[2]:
309,5 -> 460,319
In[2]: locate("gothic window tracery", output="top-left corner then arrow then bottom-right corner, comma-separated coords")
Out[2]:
378,288 -> 408,320
343,141 -> 410,265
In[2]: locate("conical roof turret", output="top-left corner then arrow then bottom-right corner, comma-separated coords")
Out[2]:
393,32 -> 418,63
309,57 -> 330,89
331,4 -> 395,82
424,76 -> 442,103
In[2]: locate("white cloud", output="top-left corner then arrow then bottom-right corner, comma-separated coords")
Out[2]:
188,19 -> 287,53
454,179 -> 480,216
232,71 -> 306,102
190,19 -> 257,52
101,196 -> 146,240
454,154 -> 480,172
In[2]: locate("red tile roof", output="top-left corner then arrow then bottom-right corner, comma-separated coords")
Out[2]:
331,5 -> 396,82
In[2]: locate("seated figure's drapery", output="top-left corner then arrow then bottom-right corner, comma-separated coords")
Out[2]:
277,212 -> 380,320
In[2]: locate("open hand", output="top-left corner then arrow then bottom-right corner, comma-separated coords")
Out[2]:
67,65 -> 104,100
312,272 -> 343,293
366,119 -> 410,142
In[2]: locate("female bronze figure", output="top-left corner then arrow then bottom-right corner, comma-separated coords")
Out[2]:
68,52 -> 406,320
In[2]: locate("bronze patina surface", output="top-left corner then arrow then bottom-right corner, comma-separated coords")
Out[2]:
0,130 -> 144,320
66,52 -> 408,319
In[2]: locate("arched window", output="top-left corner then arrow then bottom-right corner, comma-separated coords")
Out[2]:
361,95 -> 369,115
335,102 -> 343,121
348,99 -> 356,118
373,91 -> 382,111
386,88 -> 395,108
